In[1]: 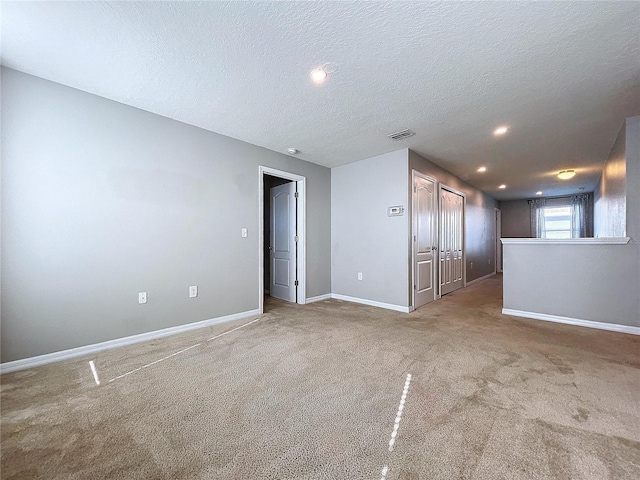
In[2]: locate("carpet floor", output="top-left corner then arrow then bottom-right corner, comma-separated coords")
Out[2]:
1,275 -> 639,479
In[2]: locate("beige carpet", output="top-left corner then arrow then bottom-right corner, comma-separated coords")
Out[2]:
2,275 -> 639,479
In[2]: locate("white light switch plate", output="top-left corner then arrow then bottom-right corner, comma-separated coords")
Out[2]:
241,228 -> 248,238
189,286 -> 198,298
138,292 -> 147,304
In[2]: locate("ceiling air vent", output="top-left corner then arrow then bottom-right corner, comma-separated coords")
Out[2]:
387,129 -> 415,141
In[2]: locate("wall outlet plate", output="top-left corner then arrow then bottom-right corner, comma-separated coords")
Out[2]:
189,286 -> 198,298
138,292 -> 147,304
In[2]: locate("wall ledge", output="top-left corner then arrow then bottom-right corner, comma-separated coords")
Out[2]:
1,309 -> 261,374
502,308 -> 640,336
501,237 -> 630,245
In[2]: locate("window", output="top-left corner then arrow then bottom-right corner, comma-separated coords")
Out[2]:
541,206 -> 572,239
529,195 -> 592,239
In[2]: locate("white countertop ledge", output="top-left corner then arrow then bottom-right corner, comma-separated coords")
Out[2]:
501,237 -> 631,245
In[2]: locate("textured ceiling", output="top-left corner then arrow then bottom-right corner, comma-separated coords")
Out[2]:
2,1 -> 639,200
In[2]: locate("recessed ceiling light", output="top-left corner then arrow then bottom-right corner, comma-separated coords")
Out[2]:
477,166 -> 487,173
494,126 -> 509,136
558,169 -> 576,180
287,148 -> 299,155
310,68 -> 327,84
536,191 -> 543,195
499,184 -> 506,189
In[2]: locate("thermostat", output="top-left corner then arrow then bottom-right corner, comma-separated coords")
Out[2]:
388,205 -> 404,216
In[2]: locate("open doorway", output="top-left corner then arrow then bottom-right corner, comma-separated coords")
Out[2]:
258,167 -> 306,314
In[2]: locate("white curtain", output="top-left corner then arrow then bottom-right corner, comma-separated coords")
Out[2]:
529,198 -> 546,238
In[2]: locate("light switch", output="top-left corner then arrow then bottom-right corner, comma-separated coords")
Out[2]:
241,228 -> 248,238
189,286 -> 198,298
138,292 -> 147,304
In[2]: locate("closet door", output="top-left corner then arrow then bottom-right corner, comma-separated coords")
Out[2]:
440,187 -> 464,296
412,171 -> 437,309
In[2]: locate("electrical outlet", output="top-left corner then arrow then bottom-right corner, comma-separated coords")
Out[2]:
357,272 -> 363,281
241,228 -> 248,238
138,292 -> 147,304
189,285 -> 198,298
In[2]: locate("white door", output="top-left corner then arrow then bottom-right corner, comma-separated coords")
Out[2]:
440,187 -> 464,296
270,182 -> 297,302
412,172 -> 438,309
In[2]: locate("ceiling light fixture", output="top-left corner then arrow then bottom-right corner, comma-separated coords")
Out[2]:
310,67 -> 327,84
287,148 -> 300,155
499,184 -> 506,189
493,126 -> 509,136
477,166 -> 487,173
536,191 -> 543,195
557,170 -> 576,180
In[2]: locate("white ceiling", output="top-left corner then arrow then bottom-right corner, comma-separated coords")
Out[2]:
2,1 -> 639,200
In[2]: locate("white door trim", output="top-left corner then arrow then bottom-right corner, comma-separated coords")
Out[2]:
259,166 -> 306,314
495,208 -> 502,273
411,170 -> 439,310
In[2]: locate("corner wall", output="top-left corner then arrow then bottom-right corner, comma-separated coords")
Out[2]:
1,68 -> 331,362
331,150 -> 410,308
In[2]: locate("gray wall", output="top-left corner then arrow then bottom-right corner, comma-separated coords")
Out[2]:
624,117 -> 640,290
1,68 -> 331,362
409,150 -> 498,284
503,242 -> 639,327
503,116 -> 640,328
331,150 -> 410,307
594,122 -> 627,237
624,116 -> 640,243
499,200 -> 531,238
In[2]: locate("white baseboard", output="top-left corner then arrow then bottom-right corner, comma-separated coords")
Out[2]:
305,293 -> 332,304
0,309 -> 261,374
502,308 -> 640,336
466,272 -> 496,286
331,294 -> 410,313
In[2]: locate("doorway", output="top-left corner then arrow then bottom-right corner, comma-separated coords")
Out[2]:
259,167 -> 306,314
439,185 -> 465,296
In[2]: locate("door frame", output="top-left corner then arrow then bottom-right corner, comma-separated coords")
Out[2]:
258,166 -> 306,314
439,184 -> 466,290
411,170 -> 439,311
495,208 -> 502,273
